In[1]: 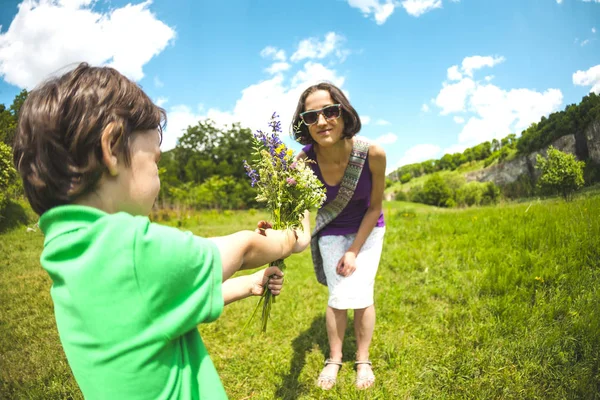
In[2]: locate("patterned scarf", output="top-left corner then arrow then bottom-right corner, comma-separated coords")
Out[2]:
311,139 -> 370,286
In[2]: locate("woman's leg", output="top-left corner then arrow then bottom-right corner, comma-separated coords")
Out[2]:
354,305 -> 376,388
354,305 -> 375,360
317,305 -> 347,389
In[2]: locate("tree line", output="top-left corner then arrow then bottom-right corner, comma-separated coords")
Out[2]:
1,90 -> 599,217
390,92 -> 600,183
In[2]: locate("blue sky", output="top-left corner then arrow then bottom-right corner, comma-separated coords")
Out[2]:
1,0 -> 599,174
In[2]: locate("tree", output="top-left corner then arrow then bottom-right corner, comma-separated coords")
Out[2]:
536,146 -> 585,201
400,173 -> 412,184
0,142 -> 18,214
0,90 -> 28,146
422,174 -> 453,207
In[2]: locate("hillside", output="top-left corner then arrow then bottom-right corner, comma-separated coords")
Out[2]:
387,92 -> 600,200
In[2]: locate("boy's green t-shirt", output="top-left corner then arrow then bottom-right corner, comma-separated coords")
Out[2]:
38,205 -> 227,399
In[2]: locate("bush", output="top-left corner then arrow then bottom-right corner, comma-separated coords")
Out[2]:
502,173 -> 535,199
394,191 -> 408,201
422,174 -> 453,207
408,185 -> 426,204
481,182 -> 501,205
400,173 -> 412,184
583,160 -> 600,186
0,142 -> 18,216
456,182 -> 485,207
536,146 -> 585,201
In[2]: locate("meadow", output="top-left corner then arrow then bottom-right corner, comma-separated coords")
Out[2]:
1,191 -> 599,399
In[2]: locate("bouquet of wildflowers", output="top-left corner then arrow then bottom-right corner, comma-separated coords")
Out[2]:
243,112 -> 326,332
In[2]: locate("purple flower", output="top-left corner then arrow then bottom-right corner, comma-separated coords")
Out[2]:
286,177 -> 297,186
243,160 -> 259,187
290,162 -> 297,169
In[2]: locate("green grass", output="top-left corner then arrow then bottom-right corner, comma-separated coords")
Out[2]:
1,196 -> 600,399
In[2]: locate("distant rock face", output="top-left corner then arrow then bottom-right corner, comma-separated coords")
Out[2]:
465,133 -> 587,186
586,119 -> 600,164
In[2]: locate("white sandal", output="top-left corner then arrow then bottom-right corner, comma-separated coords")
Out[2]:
355,360 -> 375,389
317,359 -> 342,390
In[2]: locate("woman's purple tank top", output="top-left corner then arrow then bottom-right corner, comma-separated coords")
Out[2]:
303,143 -> 385,237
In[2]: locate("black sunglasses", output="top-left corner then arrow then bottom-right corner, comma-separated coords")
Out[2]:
299,104 -> 342,126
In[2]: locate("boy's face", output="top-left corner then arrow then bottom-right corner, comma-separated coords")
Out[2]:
113,129 -> 161,216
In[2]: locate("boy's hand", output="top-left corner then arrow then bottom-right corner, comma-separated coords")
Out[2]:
250,266 -> 284,296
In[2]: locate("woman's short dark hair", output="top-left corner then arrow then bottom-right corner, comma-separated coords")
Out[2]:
291,82 -> 361,145
13,62 -> 166,215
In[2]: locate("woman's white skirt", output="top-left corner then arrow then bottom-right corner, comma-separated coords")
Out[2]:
318,226 -> 385,310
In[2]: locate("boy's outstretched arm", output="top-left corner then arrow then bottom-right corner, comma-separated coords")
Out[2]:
208,210 -> 312,282
209,228 -> 297,281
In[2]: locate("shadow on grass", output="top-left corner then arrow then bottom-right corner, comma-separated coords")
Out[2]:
0,200 -> 34,234
275,313 -> 357,400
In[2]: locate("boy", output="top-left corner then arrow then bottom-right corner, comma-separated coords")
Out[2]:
12,62 -> 310,399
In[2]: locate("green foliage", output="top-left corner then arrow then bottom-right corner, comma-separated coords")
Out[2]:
421,174 -> 453,207
536,146 -> 585,201
455,181 -> 501,207
583,160 -> 600,186
400,172 -> 412,183
456,181 -> 485,207
0,89 -> 27,146
518,92 -> 600,155
502,173 -> 536,199
0,142 -> 18,215
394,190 -> 408,201
481,181 -> 501,205
157,120 -> 260,209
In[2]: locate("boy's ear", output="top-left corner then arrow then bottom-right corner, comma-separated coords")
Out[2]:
100,123 -> 122,176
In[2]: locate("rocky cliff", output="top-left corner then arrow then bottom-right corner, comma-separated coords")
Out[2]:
465,120 -> 600,186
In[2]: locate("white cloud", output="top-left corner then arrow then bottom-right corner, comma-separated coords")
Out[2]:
581,39 -> 591,46
162,61 -> 346,152
161,104 -> 203,151
455,86 -> 562,145
290,32 -> 348,62
421,103 -> 430,112
376,119 -> 391,125
447,65 -> 462,81
593,27 -> 597,33
346,0 -> 396,24
401,0 -> 442,17
375,132 -> 397,144
435,78 -> 476,115
266,62 -> 291,75
260,46 -> 287,62
573,64 -> 600,94
485,75 -> 494,82
154,76 -> 164,88
390,144 -> 442,172
433,56 -> 563,148
0,0 -> 175,89
461,55 -> 505,77
361,115 -> 371,125
346,0 -> 458,24
155,96 -> 168,107
556,0 -> 563,3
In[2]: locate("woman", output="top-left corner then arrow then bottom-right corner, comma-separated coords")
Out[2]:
292,82 -> 386,390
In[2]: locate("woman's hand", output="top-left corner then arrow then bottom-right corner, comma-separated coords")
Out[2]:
336,251 -> 357,277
